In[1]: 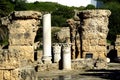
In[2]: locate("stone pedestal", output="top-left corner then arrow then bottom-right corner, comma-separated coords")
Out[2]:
53,43 -> 61,63
62,43 -> 71,70
42,14 -> 52,64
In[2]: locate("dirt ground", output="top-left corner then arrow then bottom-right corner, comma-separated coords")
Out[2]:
37,63 -> 120,80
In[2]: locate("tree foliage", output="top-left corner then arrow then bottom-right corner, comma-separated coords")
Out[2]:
52,6 -> 74,27
85,4 -> 96,9
0,0 -> 120,43
13,0 -> 27,11
0,0 -> 14,18
99,1 -> 120,43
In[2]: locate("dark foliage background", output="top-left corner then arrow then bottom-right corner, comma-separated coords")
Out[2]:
0,0 -> 120,45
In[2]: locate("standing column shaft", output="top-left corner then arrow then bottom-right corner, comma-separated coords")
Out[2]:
43,14 -> 52,63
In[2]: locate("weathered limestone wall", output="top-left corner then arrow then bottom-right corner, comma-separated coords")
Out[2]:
8,11 -> 41,65
0,11 -> 42,80
67,10 -> 111,59
67,19 -> 81,59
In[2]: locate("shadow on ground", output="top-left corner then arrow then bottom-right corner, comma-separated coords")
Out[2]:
80,69 -> 120,80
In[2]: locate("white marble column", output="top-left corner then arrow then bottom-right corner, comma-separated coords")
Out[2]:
53,43 -> 61,63
42,14 -> 52,64
62,43 -> 71,70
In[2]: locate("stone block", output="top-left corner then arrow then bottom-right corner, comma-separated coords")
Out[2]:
9,46 -> 34,65
47,63 -> 59,70
90,40 -> 98,46
82,33 -> 98,39
77,10 -> 111,18
11,11 -> 42,19
98,39 -> 106,46
0,70 -> 3,80
3,70 -> 11,80
8,20 -> 39,46
89,46 -> 96,52
98,33 -> 107,39
8,20 -> 39,31
9,33 -> 35,46
11,67 -> 36,80
0,51 -> 19,69
97,52 -> 106,59
11,69 -> 19,80
96,46 -> 106,52
82,40 -> 90,52
82,46 -> 89,52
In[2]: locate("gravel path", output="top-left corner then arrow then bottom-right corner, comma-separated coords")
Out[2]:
38,63 -> 120,80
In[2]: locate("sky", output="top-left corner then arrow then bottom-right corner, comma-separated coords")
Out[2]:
27,0 -> 92,7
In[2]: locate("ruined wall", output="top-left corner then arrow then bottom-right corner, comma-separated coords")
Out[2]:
0,11 -> 42,80
54,27 -> 70,43
67,10 -> 111,59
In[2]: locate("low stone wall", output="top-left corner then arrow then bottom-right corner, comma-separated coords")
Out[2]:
38,63 -> 59,71
38,58 -> 108,71
0,49 -> 37,80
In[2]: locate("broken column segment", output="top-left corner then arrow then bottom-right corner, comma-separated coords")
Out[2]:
77,10 -> 111,59
62,43 -> 71,70
42,14 -> 52,64
52,43 -> 61,63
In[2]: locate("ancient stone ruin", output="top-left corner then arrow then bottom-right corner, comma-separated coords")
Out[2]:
0,10 -> 111,80
0,11 -> 41,80
67,10 -> 111,59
